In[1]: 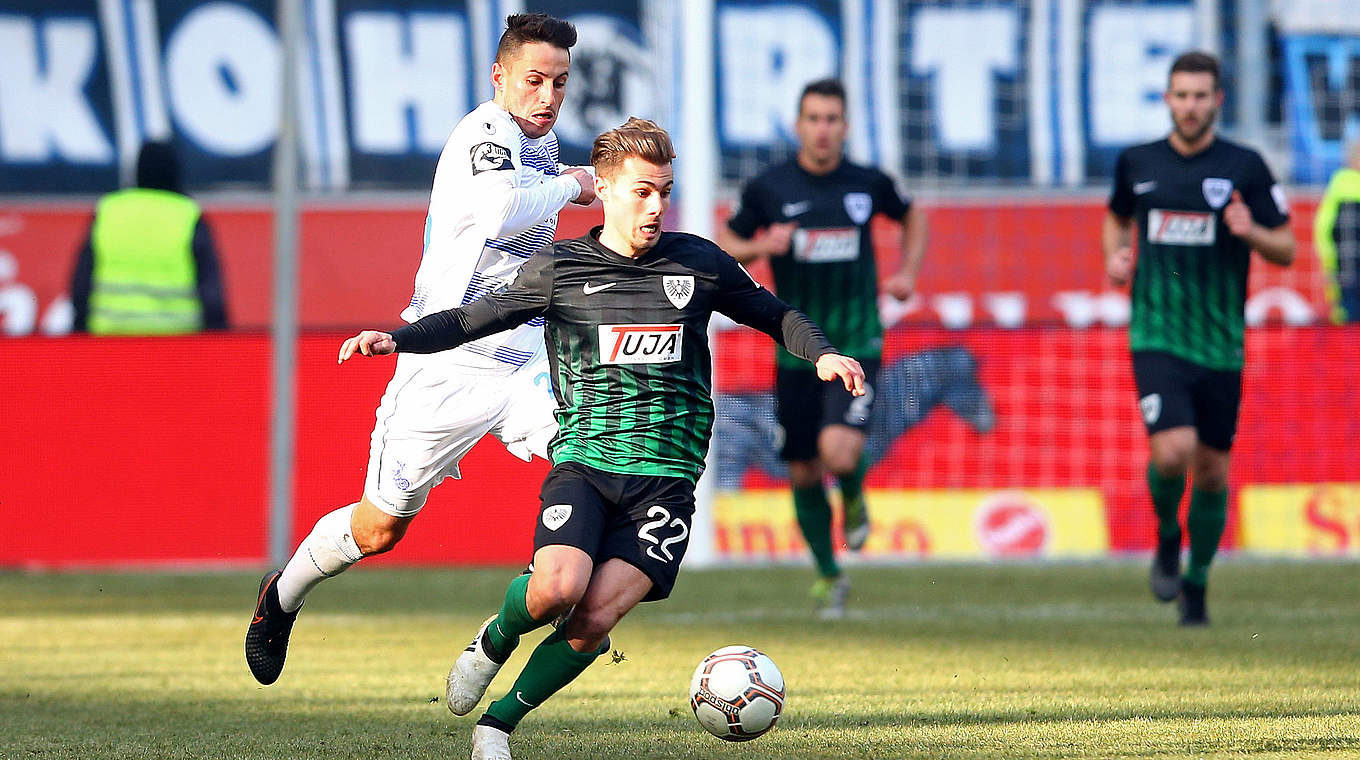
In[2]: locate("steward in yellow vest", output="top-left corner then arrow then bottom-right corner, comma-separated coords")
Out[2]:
1314,143 -> 1360,324
70,141 -> 227,334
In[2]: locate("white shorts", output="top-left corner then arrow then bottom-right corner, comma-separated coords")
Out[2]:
363,351 -> 558,518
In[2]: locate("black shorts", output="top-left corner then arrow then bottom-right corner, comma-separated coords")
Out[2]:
1131,350 -> 1242,451
775,358 -> 879,462
533,461 -> 695,602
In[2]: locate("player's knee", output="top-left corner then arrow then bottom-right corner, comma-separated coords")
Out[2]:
823,450 -> 859,477
351,524 -> 403,555
1191,465 -> 1229,493
1150,449 -> 1192,477
788,461 -> 822,489
562,605 -> 620,642
350,515 -> 409,555
528,573 -> 588,616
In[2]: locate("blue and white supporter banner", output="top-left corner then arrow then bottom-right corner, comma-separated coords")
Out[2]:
0,0 -> 1297,193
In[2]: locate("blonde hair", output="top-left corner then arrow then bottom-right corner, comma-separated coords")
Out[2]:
590,117 -> 676,178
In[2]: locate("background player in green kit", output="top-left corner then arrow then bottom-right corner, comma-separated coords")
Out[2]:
1103,51 -> 1294,626
339,118 -> 865,760
717,78 -> 928,618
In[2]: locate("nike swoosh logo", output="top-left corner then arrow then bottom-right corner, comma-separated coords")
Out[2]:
515,691 -> 535,707
1133,181 -> 1157,195
252,615 -> 264,625
781,201 -> 811,217
583,282 -> 617,295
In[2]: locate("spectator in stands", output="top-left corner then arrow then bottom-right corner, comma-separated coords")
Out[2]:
1313,139 -> 1360,323
69,141 -> 227,334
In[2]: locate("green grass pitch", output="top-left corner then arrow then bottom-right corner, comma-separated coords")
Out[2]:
3,562 -> 1358,759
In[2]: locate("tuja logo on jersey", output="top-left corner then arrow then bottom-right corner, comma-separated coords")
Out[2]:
1147,209 -> 1215,246
792,227 -> 860,263
598,324 -> 683,364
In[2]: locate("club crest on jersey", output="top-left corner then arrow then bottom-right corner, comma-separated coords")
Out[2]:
542,504 -> 572,531
598,324 -> 682,364
470,141 -> 513,174
1202,177 -> 1233,209
663,275 -> 695,308
1139,394 -> 1162,425
843,192 -> 872,225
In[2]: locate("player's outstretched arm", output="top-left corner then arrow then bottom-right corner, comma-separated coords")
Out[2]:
815,353 -> 867,396
338,331 -> 396,363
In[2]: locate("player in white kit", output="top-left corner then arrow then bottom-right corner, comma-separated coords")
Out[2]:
246,13 -> 594,686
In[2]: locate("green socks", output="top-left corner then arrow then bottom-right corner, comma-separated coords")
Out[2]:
485,573 -> 546,660
836,457 -> 869,511
1185,488 -> 1227,586
793,485 -> 839,579
1147,463 -> 1187,541
484,628 -> 608,728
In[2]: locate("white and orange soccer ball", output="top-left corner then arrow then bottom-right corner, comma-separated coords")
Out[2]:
688,645 -> 785,741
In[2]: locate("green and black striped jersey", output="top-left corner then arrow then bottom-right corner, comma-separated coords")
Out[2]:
727,159 -> 909,368
1109,137 -> 1290,370
391,227 -> 836,482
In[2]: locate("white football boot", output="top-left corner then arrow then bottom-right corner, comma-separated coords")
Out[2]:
447,616 -> 504,716
470,724 -> 512,760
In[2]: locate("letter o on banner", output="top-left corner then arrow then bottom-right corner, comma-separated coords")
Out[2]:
164,4 -> 280,155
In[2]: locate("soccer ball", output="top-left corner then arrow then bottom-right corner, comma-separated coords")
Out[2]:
688,645 -> 785,741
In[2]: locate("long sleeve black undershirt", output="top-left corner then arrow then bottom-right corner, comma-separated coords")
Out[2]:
390,235 -> 840,364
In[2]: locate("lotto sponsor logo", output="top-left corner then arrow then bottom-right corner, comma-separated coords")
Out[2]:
598,324 -> 683,364
792,227 -> 860,263
973,492 -> 1050,556
1147,209 -> 1216,246
1239,483 -> 1360,556
712,489 -> 1106,560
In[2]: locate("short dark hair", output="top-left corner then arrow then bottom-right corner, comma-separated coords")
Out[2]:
798,78 -> 846,115
1169,51 -> 1220,89
495,13 -> 576,64
591,117 -> 676,178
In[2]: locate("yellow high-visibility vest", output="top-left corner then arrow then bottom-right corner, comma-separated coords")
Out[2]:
1313,167 -> 1360,324
89,188 -> 203,335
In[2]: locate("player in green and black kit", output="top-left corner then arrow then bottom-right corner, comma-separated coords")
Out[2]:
340,118 -> 865,760
1104,52 -> 1294,626
717,78 -> 927,618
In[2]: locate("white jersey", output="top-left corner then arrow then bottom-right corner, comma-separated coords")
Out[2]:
401,100 -> 581,371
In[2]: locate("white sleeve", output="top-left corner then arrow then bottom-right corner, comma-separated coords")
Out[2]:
471,170 -> 580,239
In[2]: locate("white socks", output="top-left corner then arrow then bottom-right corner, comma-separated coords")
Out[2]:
276,504 -> 365,613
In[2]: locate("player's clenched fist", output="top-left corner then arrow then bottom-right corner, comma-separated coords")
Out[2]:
1106,246 -> 1135,287
338,331 -> 396,363
1223,190 -> 1254,238
815,353 -> 866,396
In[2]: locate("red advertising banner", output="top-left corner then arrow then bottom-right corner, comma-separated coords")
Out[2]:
6,335 -> 547,568
4,196 -> 1355,567
0,198 -> 1330,334
712,325 -> 1360,553
6,326 -> 1357,567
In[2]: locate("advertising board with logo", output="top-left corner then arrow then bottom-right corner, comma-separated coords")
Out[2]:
713,488 -> 1108,561
1239,483 -> 1360,556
